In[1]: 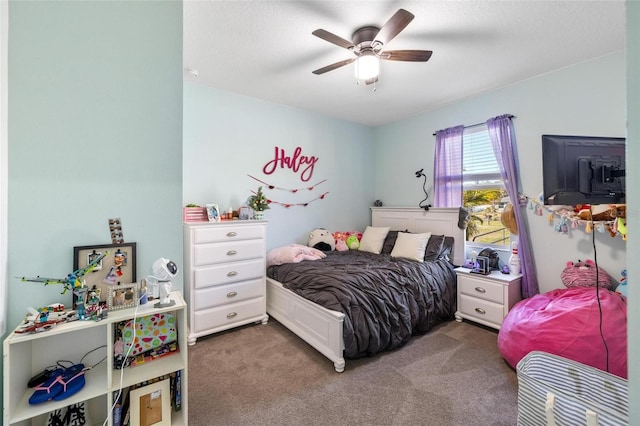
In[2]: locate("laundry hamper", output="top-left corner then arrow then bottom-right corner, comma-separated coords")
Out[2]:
516,351 -> 628,426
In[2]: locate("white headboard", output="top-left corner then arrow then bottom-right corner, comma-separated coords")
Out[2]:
371,207 -> 466,266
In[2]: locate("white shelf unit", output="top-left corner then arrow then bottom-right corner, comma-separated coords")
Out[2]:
3,291 -> 188,426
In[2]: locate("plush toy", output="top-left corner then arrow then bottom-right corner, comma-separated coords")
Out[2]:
335,239 -> 348,251
308,228 -> 335,252
576,204 -> 626,221
617,269 -> 628,297
346,234 -> 360,250
560,259 -> 616,290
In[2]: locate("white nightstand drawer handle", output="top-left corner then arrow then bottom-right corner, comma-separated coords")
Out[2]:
227,250 -> 238,256
226,231 -> 237,237
475,287 -> 486,293
227,271 -> 238,277
226,291 -> 238,298
227,312 -> 238,319
475,308 -> 486,315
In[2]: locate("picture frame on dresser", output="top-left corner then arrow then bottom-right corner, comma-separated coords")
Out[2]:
73,242 -> 137,305
206,203 -> 221,222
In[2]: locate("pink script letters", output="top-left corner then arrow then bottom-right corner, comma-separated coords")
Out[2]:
262,146 -> 318,182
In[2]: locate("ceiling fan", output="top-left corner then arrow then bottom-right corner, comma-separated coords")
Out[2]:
312,9 -> 433,84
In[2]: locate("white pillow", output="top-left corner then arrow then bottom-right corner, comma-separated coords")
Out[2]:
358,226 -> 390,254
390,232 -> 432,262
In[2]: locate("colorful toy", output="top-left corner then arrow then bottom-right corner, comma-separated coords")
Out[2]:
617,269 -> 627,297
21,251 -> 109,294
346,234 -> 360,250
560,259 -> 616,290
308,228 -> 335,251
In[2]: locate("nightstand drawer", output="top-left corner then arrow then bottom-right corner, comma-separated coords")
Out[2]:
194,278 -> 264,310
194,258 -> 264,288
458,275 -> 504,304
458,294 -> 504,325
193,225 -> 265,244
194,239 -> 264,266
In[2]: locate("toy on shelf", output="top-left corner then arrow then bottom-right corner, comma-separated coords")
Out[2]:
21,251 -> 109,294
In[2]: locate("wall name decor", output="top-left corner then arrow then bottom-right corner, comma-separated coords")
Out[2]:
262,146 -> 318,182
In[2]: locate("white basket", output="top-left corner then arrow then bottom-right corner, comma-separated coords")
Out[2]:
516,351 -> 628,426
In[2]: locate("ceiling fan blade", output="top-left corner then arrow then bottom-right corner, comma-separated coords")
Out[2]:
312,29 -> 355,50
374,9 -> 415,46
381,50 -> 433,62
312,58 -> 356,75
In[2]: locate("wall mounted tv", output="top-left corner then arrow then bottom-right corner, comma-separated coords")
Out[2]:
542,134 -> 625,206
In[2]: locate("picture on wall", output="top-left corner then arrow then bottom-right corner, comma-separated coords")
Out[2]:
73,243 -> 137,304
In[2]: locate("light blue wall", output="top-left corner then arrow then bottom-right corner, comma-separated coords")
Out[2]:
374,52 -> 627,295
4,1 -> 182,339
183,82 -> 375,249
626,1 -> 638,422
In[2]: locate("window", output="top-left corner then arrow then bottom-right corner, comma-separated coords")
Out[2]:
462,126 -> 511,248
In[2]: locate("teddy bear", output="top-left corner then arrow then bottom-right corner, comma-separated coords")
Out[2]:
308,228 -> 335,252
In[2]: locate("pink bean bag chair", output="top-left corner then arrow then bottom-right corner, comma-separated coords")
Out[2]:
498,287 -> 627,378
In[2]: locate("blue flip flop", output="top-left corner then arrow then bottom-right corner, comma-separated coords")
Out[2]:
28,368 -> 64,404
52,363 -> 86,401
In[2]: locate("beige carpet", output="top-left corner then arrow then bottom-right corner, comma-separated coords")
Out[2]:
188,319 -> 518,426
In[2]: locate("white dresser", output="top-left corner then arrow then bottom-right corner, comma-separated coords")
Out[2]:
183,220 -> 269,344
454,267 -> 522,330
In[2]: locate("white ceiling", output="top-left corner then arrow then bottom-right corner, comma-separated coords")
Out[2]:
183,0 -> 625,127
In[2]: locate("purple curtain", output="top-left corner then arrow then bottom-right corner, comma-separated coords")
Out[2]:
487,114 -> 539,298
433,125 -> 464,207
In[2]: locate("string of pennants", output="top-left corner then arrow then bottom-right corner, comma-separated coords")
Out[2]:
523,193 -> 627,239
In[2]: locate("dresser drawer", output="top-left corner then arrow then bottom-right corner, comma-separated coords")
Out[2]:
458,275 -> 505,304
194,279 -> 264,311
193,225 -> 265,244
194,298 -> 265,331
458,294 -> 504,326
194,239 -> 264,266
194,259 -> 264,289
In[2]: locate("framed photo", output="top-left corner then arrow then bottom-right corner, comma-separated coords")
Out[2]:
471,256 -> 491,275
129,378 -> 171,426
73,243 -> 136,304
206,203 -> 221,222
107,283 -> 139,311
238,206 -> 251,220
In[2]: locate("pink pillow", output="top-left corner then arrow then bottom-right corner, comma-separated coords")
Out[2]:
267,244 -> 326,267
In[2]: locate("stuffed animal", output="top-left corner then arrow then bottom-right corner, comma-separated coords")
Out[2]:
617,269 -> 628,297
346,234 -> 360,250
576,204 -> 626,221
335,239 -> 348,251
308,228 -> 335,252
560,259 -> 616,290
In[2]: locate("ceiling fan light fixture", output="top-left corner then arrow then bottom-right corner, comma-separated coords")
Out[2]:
354,52 -> 379,81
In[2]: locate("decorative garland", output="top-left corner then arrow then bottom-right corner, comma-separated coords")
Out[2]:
249,188 -> 329,208
522,194 -> 627,239
248,175 -> 327,192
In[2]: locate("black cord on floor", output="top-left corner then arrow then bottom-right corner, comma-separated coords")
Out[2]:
590,213 -> 610,373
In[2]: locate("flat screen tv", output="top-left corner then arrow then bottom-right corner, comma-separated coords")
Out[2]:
542,134 -> 625,205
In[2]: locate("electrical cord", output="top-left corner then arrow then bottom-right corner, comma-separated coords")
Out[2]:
103,292 -> 145,426
590,211 -> 610,373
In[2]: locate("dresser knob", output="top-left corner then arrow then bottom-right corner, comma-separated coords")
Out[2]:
227,271 -> 238,277
227,250 -> 237,256
475,287 -> 486,293
226,232 -> 237,237
475,308 -> 486,315
227,312 -> 238,319
227,291 -> 237,298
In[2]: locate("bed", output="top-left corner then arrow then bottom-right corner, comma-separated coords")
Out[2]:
266,207 -> 466,372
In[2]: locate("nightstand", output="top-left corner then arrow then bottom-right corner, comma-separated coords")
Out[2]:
454,267 -> 522,329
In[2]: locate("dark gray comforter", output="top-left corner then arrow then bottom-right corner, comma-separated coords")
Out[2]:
267,250 -> 457,359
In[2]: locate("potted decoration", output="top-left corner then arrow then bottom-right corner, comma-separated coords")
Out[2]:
247,186 -> 270,220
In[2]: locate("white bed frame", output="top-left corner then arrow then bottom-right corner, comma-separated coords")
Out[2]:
266,207 -> 465,372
